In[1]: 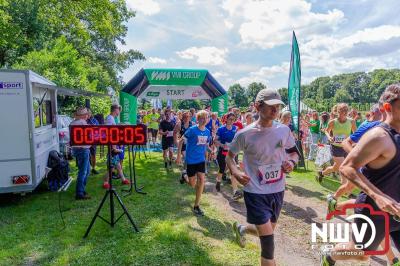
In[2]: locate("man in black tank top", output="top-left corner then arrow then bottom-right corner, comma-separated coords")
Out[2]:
321,84 -> 400,265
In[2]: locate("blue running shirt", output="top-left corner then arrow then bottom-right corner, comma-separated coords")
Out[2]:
350,121 -> 381,143
184,126 -> 211,164
216,125 -> 237,144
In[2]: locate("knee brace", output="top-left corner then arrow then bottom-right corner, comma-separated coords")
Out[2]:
260,234 -> 274,260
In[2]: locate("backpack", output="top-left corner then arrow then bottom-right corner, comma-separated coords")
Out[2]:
47,150 -> 70,191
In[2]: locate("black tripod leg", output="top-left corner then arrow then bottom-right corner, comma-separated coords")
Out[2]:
83,190 -> 110,238
141,145 -> 148,159
113,190 -> 139,232
132,148 -> 146,195
123,145 -> 133,195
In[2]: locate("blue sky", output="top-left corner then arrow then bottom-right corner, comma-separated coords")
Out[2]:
120,0 -> 400,90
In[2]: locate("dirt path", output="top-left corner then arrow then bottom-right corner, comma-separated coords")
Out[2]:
203,178 -> 392,266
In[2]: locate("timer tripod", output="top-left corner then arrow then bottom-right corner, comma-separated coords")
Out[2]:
122,145 -> 146,195
69,124 -> 146,238
83,145 -> 139,238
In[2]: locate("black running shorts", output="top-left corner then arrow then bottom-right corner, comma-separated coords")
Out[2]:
186,162 -> 206,177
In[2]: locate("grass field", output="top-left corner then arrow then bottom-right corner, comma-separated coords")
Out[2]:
0,153 -> 342,266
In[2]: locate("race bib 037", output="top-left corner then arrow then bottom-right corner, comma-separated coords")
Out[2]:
257,163 -> 283,185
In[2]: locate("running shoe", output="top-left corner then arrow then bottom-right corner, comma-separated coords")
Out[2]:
193,206 -> 204,216
232,221 -> 246,248
320,246 -> 336,266
320,254 -> 335,266
232,190 -> 244,201
216,181 -> 221,192
180,171 -> 188,184
91,169 -> 99,175
122,179 -> 130,185
112,173 -> 120,179
327,194 -> 337,213
315,171 -> 324,184
392,257 -> 399,266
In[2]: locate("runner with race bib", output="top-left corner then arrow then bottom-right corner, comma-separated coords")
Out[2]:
176,110 -> 211,216
228,89 -> 299,266
316,103 -> 356,211
320,84 -> 400,266
214,112 -> 238,196
159,108 -> 175,169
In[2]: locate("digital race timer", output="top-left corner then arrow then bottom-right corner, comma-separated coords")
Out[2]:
69,125 -> 147,146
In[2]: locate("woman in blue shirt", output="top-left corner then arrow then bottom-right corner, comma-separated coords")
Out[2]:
176,110 -> 211,216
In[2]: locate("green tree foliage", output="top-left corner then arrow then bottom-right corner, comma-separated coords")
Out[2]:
13,37 -> 111,115
1,0 -> 144,115
246,82 -> 266,102
299,69 -> 400,111
175,100 -> 202,110
333,88 -> 353,103
369,69 -> 400,98
278,88 -> 288,104
1,0 -> 144,88
228,84 -> 248,107
14,37 -> 104,91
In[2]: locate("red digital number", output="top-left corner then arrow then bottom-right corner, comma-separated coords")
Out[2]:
109,128 -> 119,144
84,128 -> 94,144
74,127 -> 84,144
99,127 -> 108,144
70,125 -> 147,145
124,127 -> 134,143
135,127 -> 145,144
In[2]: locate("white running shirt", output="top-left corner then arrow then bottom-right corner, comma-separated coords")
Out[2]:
229,121 -> 296,194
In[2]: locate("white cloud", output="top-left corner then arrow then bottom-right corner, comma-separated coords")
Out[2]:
126,0 -> 160,16
299,25 -> 400,80
236,76 -> 269,88
213,72 -> 228,79
224,19 -> 234,29
147,57 -> 167,64
222,0 -> 344,48
235,62 -> 290,87
340,25 -> 400,46
254,64 -> 290,77
176,46 -> 229,65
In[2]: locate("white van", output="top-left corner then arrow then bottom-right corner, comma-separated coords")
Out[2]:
0,70 -> 60,193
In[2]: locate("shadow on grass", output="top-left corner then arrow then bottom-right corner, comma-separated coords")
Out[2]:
281,201 -> 320,225
286,184 -> 327,201
194,214 -> 235,242
293,168 -> 314,174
